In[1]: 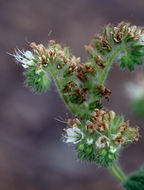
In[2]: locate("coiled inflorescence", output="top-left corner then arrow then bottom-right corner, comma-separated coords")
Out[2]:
85,22 -> 144,71
64,109 -> 139,167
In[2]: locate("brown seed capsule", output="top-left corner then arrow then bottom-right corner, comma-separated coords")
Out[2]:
118,120 -> 129,133
66,118 -> 81,128
97,122 -> 106,132
112,22 -> 132,43
86,120 -> 95,134
98,85 -> 112,101
96,136 -> 110,148
68,62 -> 77,73
101,38 -> 111,50
63,81 -> 77,94
127,127 -> 139,142
85,64 -> 95,73
66,118 -> 74,128
88,109 -> 110,133
49,39 -> 56,45
77,65 -> 85,80
75,88 -> 85,101
84,43 -> 94,52
49,50 -> 54,56
112,133 -> 125,145
95,55 -> 105,68
30,42 -> 37,49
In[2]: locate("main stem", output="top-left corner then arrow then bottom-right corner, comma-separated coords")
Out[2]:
109,163 -> 127,182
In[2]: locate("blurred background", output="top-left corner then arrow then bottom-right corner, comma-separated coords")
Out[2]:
0,0 -> 144,189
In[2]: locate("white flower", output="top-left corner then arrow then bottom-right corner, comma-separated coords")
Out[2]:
86,137 -> 94,145
11,49 -> 36,68
110,145 -> 117,153
64,127 -> 84,144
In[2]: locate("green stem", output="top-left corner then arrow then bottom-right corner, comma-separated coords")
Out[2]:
99,46 -> 126,85
48,46 -> 128,116
49,66 -> 76,115
109,163 -> 127,182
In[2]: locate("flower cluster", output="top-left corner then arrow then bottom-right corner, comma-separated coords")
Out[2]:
85,22 -> 144,71
12,40 -> 83,94
11,22 -> 143,169
11,22 -> 144,120
12,40 -> 106,118
64,109 -> 139,167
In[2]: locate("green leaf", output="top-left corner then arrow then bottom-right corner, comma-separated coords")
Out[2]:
118,44 -> 144,71
123,165 -> 144,190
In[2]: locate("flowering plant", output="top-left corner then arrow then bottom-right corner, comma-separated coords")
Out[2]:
11,22 -> 144,190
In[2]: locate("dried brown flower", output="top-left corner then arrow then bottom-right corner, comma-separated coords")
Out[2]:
98,85 -> 112,100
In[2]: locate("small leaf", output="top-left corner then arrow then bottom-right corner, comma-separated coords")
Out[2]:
123,165 -> 144,190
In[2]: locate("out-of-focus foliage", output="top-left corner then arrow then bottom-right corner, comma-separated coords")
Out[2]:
123,165 -> 144,190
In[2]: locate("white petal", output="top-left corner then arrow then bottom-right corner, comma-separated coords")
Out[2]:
65,137 -> 77,143
26,60 -> 35,66
110,146 -> 117,153
25,51 -> 34,59
64,126 -> 84,144
73,127 -> 81,134
12,49 -> 36,68
22,64 -> 29,69
86,138 -> 93,145
74,127 -> 84,139
66,128 -> 77,137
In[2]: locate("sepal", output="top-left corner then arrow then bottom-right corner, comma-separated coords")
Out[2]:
24,67 -> 51,92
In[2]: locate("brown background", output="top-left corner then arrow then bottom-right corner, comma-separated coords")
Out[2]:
0,0 -> 144,189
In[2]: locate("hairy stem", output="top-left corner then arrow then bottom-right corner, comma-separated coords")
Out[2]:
109,163 -> 127,182
49,65 -> 76,115
48,46 -> 129,121
99,46 -> 127,85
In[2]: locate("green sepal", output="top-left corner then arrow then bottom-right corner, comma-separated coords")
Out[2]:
24,67 -> 51,92
76,142 -> 96,162
64,47 -> 70,59
95,148 -> 117,167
